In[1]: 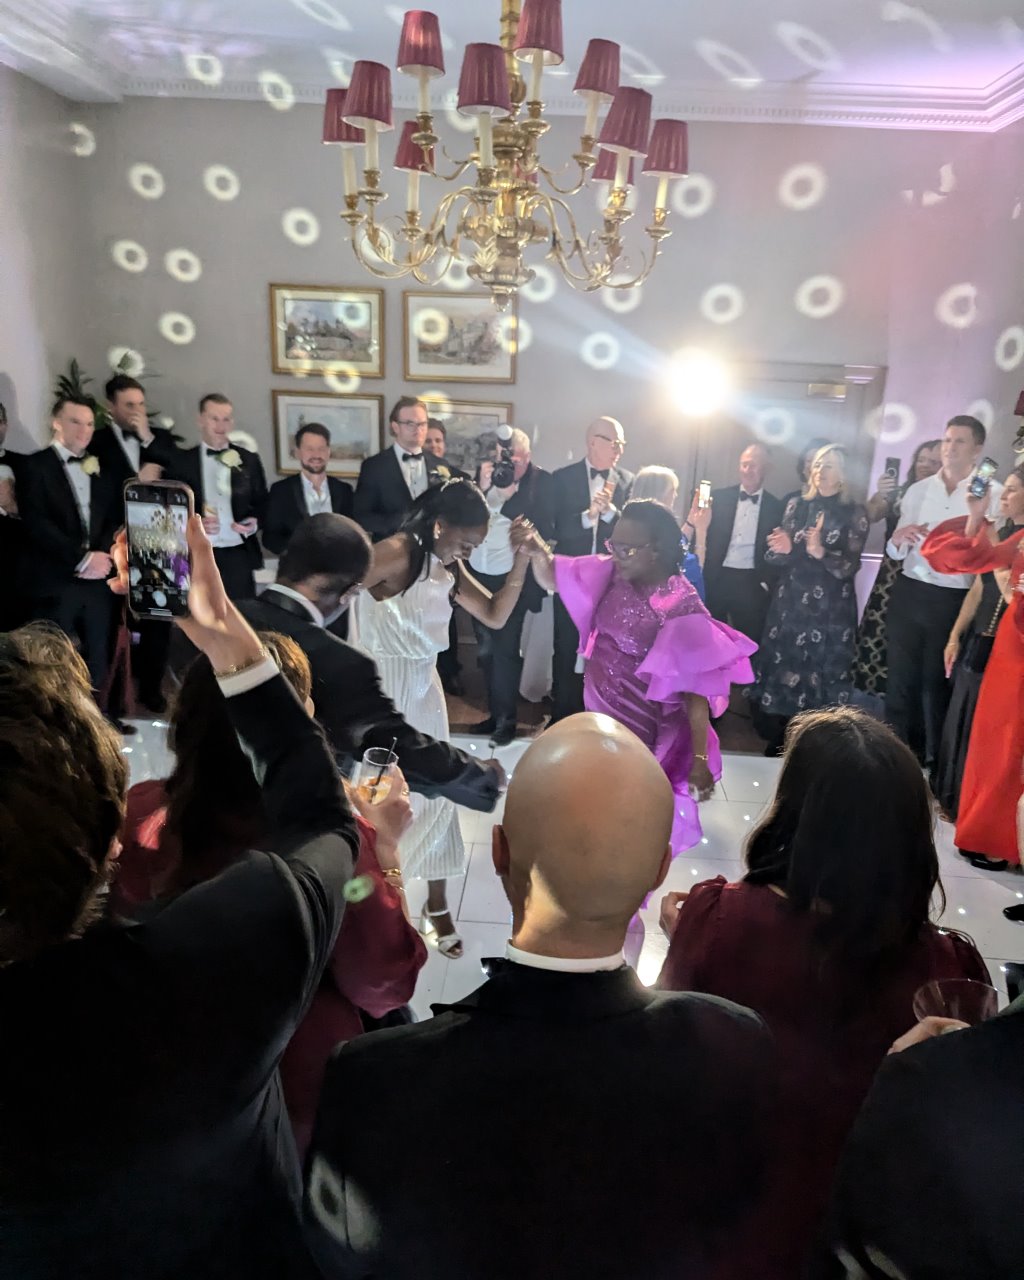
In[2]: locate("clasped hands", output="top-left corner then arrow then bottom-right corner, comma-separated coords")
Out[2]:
767,513 -> 826,559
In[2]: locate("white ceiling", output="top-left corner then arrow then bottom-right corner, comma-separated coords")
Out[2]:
3,0 -> 1024,131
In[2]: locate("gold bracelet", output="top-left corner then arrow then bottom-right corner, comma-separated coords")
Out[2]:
694,752 -> 709,763
381,867 -> 404,882
213,647 -> 268,679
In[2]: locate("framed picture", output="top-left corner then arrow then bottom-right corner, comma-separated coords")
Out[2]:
418,395 -> 514,477
403,291 -> 517,383
269,284 -> 384,378
272,390 -> 384,479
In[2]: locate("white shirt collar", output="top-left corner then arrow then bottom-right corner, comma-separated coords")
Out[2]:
267,582 -> 324,627
505,941 -> 625,973
393,441 -> 424,465
52,441 -> 79,463
301,471 -> 329,495
739,485 -> 764,499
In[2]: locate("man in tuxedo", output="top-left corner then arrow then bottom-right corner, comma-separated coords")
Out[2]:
424,418 -> 467,478
0,400 -> 30,631
20,396 -> 122,694
818,1003 -> 1024,1278
468,428 -> 554,743
703,443 -> 783,646
164,394 -> 268,600
263,422 -> 354,555
353,396 -> 444,541
306,713 -> 775,1280
236,513 -> 504,809
549,416 -> 633,721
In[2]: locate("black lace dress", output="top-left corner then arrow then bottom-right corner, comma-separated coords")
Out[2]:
752,493 -> 869,718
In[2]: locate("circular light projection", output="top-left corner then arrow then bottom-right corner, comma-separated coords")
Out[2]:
602,284 -> 643,315
259,70 -> 296,111
412,307 -> 450,345
158,415 -> 175,429
440,259 -> 472,291
966,398 -> 994,428
282,207 -> 321,246
694,38 -> 762,87
667,348 -> 732,417
700,283 -> 745,325
619,43 -> 664,88
935,282 -> 978,330
420,390 -> 453,414
775,22 -> 843,72
184,52 -> 223,85
443,93 -> 479,134
497,315 -> 533,355
107,347 -> 145,377
203,164 -> 240,200
778,162 -> 828,211
795,274 -> 845,318
69,122 -> 96,157
324,48 -> 353,85
864,403 -> 917,444
324,366 -> 361,394
158,312 -> 196,345
521,263 -> 557,304
164,248 -> 202,282
128,163 -> 165,199
111,239 -> 148,273
752,407 -> 797,446
292,0 -> 351,29
672,173 -> 716,219
996,325 -> 1024,371
580,332 -> 621,371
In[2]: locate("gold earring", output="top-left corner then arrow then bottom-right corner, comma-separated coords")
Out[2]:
434,524 -> 441,540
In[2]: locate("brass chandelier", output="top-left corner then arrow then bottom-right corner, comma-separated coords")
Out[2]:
322,0 -> 690,309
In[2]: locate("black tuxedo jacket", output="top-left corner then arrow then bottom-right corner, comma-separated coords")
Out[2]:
20,446 -> 123,595
166,444 -> 268,568
816,997 -> 1024,1280
704,484 -> 784,586
353,447 -> 445,541
237,590 -> 500,811
0,449 -> 29,607
90,425 -> 180,498
263,474 -> 355,556
306,961 -> 775,1280
551,458 -> 634,557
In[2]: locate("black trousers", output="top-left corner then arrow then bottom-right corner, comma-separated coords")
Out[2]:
886,575 -> 968,769
551,593 -> 585,722
705,567 -> 771,648
470,569 -> 530,726
134,619 -> 171,706
36,580 -> 114,693
214,544 -> 256,602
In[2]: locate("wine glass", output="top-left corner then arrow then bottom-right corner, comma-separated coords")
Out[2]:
912,978 -> 999,1026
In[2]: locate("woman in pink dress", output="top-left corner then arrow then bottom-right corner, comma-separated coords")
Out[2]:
526,499 -> 755,851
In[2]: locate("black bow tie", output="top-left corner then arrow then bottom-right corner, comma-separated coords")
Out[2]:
206,447 -> 228,457
402,452 -> 424,463
590,467 -> 609,480
739,490 -> 759,504
66,454 -> 89,465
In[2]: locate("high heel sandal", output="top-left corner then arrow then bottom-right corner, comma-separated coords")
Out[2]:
420,907 -> 464,960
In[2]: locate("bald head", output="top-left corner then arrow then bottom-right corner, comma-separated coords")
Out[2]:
497,714 -> 673,953
585,417 -> 626,471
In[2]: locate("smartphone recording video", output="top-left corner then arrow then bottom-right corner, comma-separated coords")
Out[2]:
698,480 -> 712,510
124,481 -> 194,620
968,457 -> 998,499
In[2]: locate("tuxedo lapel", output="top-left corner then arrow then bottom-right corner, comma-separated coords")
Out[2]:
181,447 -> 205,507
291,474 -> 307,523
48,448 -> 87,540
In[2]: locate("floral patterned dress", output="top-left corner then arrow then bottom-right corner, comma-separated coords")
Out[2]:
752,494 -> 869,718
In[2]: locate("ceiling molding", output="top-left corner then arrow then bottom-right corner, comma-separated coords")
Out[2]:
0,0 -> 123,101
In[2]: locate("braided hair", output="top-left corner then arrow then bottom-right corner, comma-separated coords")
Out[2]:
399,477 -> 490,590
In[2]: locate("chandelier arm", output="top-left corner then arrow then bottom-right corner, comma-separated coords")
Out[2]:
535,159 -> 590,198
432,149 -> 479,184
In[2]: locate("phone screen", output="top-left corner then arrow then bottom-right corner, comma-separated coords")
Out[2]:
125,482 -> 193,619
968,457 -> 998,499
698,480 -> 712,509
884,456 -> 900,480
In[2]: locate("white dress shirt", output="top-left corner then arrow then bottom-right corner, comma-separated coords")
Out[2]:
0,448 -> 14,516
580,464 -> 619,532
266,582 -> 325,627
505,942 -> 625,973
722,487 -> 763,569
888,472 -> 1004,589
301,473 -> 333,517
393,441 -> 428,500
111,424 -> 142,474
53,441 -> 90,531
469,487 -> 516,576
201,447 -> 243,549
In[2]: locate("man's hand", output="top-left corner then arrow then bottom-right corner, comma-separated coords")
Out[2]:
888,1016 -> 968,1054
231,517 -> 259,537
891,523 -> 928,549
659,891 -> 688,938
202,513 -> 221,536
0,477 -> 17,515
137,462 -> 162,483
478,460 -> 495,493
77,550 -> 114,580
482,757 -> 508,789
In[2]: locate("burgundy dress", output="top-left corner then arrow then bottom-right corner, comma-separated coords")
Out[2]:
658,877 -> 989,1279
116,781 -> 427,1157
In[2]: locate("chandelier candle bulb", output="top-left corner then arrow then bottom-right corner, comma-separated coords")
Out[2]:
363,123 -> 380,174
614,151 -> 630,191
529,49 -> 544,103
582,93 -> 600,145
407,170 -> 421,215
342,149 -> 358,198
655,176 -> 669,210
417,68 -> 430,113
478,112 -> 495,169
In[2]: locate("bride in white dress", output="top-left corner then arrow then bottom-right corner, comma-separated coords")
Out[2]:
352,479 -> 534,958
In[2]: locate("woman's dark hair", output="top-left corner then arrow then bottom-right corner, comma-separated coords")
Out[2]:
904,438 -> 942,488
744,707 -> 944,983
618,498 -> 685,574
398,478 -> 489,589
162,632 -> 311,893
0,626 -> 127,964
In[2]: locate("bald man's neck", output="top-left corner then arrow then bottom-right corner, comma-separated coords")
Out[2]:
509,918 -> 629,962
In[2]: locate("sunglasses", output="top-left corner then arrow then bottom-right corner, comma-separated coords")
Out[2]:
605,539 -> 651,559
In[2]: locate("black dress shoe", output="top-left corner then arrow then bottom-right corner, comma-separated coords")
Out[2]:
442,674 -> 465,697
107,717 -> 138,736
469,717 -> 496,736
140,691 -> 167,715
963,852 -> 1010,872
1003,903 -> 1024,923
490,720 -> 517,747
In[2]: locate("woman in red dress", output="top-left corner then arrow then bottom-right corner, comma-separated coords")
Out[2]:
922,464 -> 1024,870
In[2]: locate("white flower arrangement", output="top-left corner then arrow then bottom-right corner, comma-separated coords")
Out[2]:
81,455 -> 100,476
219,448 -> 242,469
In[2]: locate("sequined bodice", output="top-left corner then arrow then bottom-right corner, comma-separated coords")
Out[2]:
592,572 -> 704,660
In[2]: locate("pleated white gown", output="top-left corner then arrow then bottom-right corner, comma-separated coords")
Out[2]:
350,555 -> 466,881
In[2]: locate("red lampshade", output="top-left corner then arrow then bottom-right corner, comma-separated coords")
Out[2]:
573,38 -> 620,99
597,86 -> 652,156
397,10 -> 445,77
343,61 -> 394,131
322,89 -> 365,146
457,43 -> 512,115
1015,390 -> 1024,417
642,119 -> 689,176
394,119 -> 433,172
593,147 -> 634,185
514,0 -> 564,65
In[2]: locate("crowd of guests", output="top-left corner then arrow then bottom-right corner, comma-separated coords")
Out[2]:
1,380 -> 1023,1276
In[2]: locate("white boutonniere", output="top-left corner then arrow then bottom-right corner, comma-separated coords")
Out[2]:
434,465 -> 451,480
82,455 -> 101,477
219,449 -> 242,469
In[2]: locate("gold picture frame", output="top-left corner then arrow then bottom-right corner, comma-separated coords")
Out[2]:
418,394 -> 515,477
269,283 -> 384,379
403,291 -> 517,383
272,389 -> 384,479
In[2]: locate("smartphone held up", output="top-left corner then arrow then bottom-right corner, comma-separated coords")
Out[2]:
124,481 -> 194,620
968,457 -> 998,500
697,480 -> 712,510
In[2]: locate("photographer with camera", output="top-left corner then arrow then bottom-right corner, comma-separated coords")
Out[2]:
469,427 -> 554,744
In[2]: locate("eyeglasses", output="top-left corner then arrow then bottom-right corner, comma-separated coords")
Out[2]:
396,418 -> 427,428
593,434 -> 626,449
604,539 -> 651,559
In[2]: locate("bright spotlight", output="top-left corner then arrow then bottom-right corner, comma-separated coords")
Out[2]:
668,349 -> 732,417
